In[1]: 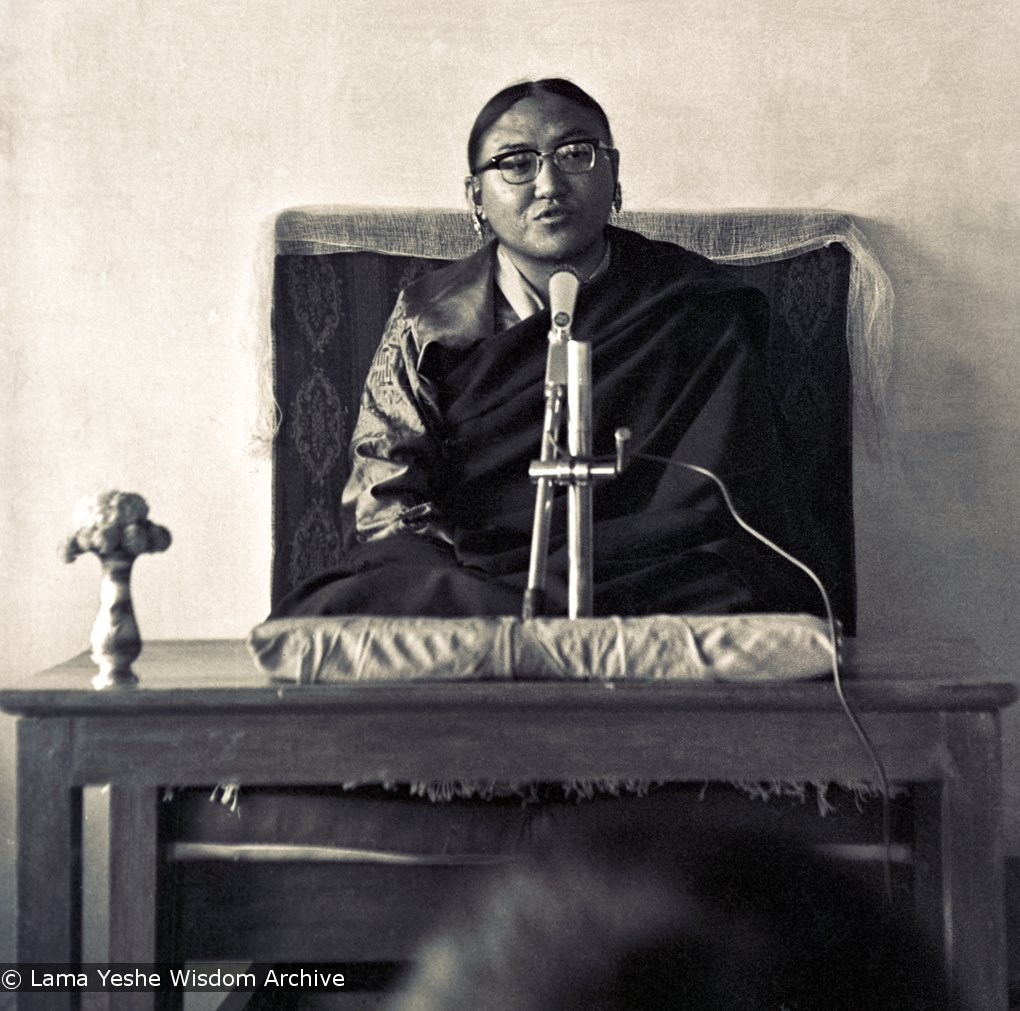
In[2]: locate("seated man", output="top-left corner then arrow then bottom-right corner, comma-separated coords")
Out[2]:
274,79 -> 820,620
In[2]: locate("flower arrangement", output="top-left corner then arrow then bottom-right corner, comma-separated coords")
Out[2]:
61,490 -> 172,563
62,490 -> 171,688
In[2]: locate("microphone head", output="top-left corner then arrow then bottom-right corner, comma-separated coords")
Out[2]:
548,267 -> 581,330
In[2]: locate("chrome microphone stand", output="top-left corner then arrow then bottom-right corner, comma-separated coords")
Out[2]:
522,269 -> 630,619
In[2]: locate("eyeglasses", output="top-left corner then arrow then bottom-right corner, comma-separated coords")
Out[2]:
472,138 -> 614,185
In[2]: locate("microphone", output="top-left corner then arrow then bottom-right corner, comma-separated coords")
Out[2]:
523,267 -> 582,619
541,267 -> 581,390
550,266 -> 589,459
549,267 -> 593,618
548,268 -> 581,338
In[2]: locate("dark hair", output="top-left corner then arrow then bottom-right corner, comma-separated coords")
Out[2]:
467,78 -> 613,173
389,819 -> 951,1010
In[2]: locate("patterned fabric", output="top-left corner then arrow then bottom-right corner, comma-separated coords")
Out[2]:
269,211 -> 856,630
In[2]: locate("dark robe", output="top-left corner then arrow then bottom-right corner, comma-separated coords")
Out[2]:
274,227 -> 820,619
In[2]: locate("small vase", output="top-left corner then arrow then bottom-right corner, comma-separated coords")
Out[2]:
89,552 -> 141,689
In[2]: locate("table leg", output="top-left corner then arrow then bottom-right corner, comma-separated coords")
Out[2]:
16,717 -> 81,1010
915,710 -> 1008,1011
108,786 -> 160,962
101,786 -> 181,1011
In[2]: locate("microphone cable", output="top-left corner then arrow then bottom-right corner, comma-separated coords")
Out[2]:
634,453 -> 894,901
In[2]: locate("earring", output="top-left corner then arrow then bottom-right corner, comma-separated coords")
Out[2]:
613,182 -> 623,214
471,207 -> 487,239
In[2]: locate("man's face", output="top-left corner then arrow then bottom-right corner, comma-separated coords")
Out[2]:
468,93 -> 618,276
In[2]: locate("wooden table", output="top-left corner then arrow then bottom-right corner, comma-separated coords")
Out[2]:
1,637 -> 1015,1010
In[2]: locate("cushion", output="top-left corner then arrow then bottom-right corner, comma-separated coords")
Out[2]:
247,613 -> 837,684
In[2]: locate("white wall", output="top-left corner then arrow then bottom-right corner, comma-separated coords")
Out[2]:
2,0 -> 1018,960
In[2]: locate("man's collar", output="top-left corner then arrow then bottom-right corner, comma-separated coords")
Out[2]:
495,245 -> 546,322
402,235 -> 613,364
496,239 -> 614,321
